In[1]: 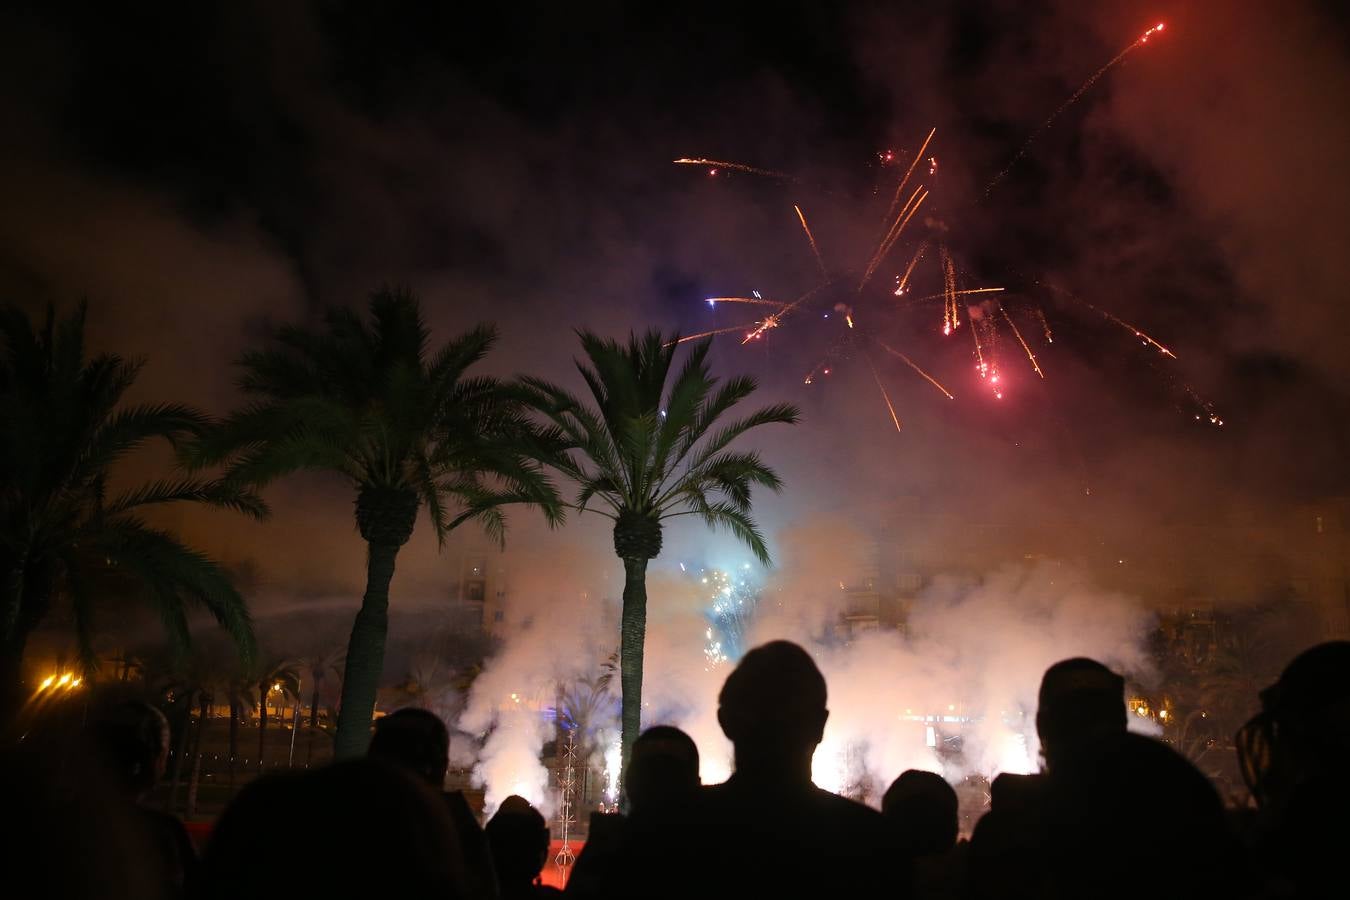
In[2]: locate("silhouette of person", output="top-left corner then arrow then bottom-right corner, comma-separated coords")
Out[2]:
485,795 -> 561,898
4,725 -> 167,899
369,706 -> 451,787
1237,640 -> 1350,897
566,725 -> 701,898
623,724 -> 701,816
91,700 -> 200,899
967,658 -> 1126,900
620,641 -> 898,899
883,769 -> 958,858
1042,732 -> 1243,900
201,759 -> 466,898
369,707 -> 497,900
883,770 -> 962,900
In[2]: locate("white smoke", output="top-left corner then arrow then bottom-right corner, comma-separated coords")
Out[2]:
459,523 -> 1156,811
455,535 -> 618,818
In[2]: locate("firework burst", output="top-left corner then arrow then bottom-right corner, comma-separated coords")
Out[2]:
676,20 -> 1220,431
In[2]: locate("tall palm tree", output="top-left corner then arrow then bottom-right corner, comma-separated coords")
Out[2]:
0,301 -> 259,710
189,288 -> 563,757
520,331 -> 798,780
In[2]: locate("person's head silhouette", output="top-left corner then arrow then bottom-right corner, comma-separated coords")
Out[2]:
1034,657 -> 1125,771
717,640 -> 828,785
92,700 -> 172,801
625,725 -> 700,814
484,795 -> 550,896
883,769 -> 959,857
202,759 -> 465,899
368,707 -> 450,788
1238,640 -> 1350,810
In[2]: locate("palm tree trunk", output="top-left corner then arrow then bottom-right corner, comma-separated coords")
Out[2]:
257,683 -> 267,774
228,698 -> 239,797
333,541 -> 400,758
186,694 -> 208,817
618,556 -> 649,795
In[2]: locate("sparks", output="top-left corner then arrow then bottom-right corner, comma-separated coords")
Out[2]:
794,204 -> 829,278
872,127 -> 935,253
863,350 -> 902,433
860,186 -> 928,291
1035,307 -> 1055,343
670,324 -> 755,345
894,239 -> 930,297
984,22 -> 1169,197
674,158 -> 795,182
704,296 -> 788,307
1001,308 -> 1044,378
868,335 -> 955,399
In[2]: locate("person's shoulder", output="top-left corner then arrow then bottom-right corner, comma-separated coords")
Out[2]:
810,787 -> 888,829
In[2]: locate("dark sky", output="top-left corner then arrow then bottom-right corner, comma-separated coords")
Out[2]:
3,0 -> 1349,615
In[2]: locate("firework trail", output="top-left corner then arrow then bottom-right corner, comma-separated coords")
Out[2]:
1035,307 -> 1055,343
794,205 -> 829,278
899,287 -> 1007,306
860,188 -> 928,291
704,297 -> 789,307
739,282 -> 831,344
941,246 -> 959,335
673,158 -> 796,181
875,127 -> 936,244
1001,307 -> 1044,378
1076,298 -> 1177,358
867,335 -> 956,399
863,348 -> 903,432
871,190 -> 929,282
894,240 -> 930,296
673,324 -> 758,345
983,23 -> 1167,198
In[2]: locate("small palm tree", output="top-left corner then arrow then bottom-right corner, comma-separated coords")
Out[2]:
254,657 -> 301,773
299,645 -> 345,766
521,331 -> 798,780
189,288 -> 563,757
0,302 -> 259,708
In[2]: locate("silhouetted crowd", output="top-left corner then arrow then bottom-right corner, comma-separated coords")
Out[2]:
5,639 -> 1348,899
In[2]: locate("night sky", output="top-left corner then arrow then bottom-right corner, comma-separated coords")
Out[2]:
3,1 -> 1349,620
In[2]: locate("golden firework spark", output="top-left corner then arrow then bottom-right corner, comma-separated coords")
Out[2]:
794,204 -> 828,277
984,23 -> 1168,198
671,324 -> 756,346
868,335 -> 955,399
941,245 -> 959,335
673,158 -> 795,181
898,287 -> 1006,305
1001,307 -> 1044,378
704,297 -> 789,307
860,187 -> 927,291
863,349 -> 902,433
875,127 -> 935,244
894,240 -> 931,296
1035,307 -> 1054,343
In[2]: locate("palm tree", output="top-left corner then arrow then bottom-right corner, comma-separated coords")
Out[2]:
188,288 -> 563,757
520,331 -> 798,779
299,645 -> 345,766
254,657 -> 301,773
0,302 -> 259,710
